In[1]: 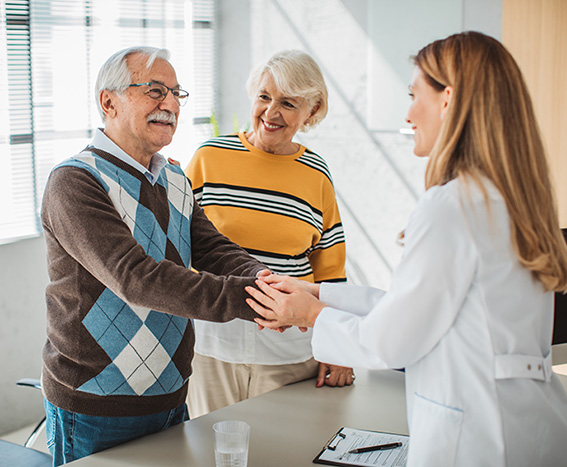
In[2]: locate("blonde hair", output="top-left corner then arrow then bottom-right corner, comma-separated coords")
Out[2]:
246,50 -> 328,131
415,31 -> 567,292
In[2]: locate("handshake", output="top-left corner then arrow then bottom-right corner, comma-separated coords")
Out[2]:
245,273 -> 325,332
248,272 -> 355,388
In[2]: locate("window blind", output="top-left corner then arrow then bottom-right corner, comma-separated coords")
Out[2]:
2,1 -> 38,243
0,0 -> 216,244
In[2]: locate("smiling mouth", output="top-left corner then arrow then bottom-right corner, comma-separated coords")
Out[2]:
262,120 -> 283,130
147,111 -> 177,127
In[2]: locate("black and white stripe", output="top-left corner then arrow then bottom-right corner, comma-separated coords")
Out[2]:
311,222 -> 345,251
194,183 -> 324,233
198,135 -> 248,152
247,248 -> 312,277
296,149 -> 333,184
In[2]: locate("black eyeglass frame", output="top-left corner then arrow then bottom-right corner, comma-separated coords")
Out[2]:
128,82 -> 189,106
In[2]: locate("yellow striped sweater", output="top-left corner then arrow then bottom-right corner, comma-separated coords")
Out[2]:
185,132 -> 346,284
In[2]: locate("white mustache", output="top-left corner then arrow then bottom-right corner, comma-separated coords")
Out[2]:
147,110 -> 177,126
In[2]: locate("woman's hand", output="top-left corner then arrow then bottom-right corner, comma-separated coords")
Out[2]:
316,363 -> 356,388
257,274 -> 320,298
245,277 -> 324,329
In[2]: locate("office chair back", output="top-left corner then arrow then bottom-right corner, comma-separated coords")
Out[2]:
553,228 -> 567,345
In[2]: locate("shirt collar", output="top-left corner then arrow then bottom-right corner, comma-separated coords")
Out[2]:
92,128 -> 167,185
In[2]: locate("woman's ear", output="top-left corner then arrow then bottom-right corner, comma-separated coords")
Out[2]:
305,103 -> 320,125
440,86 -> 453,119
310,103 -> 320,118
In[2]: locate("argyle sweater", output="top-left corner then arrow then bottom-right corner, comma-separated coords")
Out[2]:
41,147 -> 265,417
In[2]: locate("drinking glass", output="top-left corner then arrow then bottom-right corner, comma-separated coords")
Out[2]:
213,420 -> 250,467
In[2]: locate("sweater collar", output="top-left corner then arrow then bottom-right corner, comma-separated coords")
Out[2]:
92,128 -> 167,185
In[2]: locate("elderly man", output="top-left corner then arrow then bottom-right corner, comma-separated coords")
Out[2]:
41,46 -> 268,465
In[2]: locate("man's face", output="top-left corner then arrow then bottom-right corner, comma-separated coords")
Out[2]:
104,54 -> 181,163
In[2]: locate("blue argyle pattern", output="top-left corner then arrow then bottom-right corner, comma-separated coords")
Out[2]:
57,151 -> 193,396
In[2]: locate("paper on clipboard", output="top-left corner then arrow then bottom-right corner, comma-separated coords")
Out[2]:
313,427 -> 409,467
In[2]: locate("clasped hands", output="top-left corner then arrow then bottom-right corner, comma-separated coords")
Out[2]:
246,273 -> 324,331
247,273 -> 355,387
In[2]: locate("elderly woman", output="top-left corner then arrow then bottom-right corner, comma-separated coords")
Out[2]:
248,33 -> 567,466
184,50 -> 352,418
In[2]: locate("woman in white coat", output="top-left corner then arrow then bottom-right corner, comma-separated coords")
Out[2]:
245,31 -> 567,467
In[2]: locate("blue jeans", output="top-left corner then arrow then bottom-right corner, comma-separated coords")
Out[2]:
44,399 -> 189,466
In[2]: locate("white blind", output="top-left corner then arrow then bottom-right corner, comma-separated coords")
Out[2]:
0,0 -> 216,244
2,1 -> 39,243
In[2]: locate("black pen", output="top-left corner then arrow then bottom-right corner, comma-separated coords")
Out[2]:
348,441 -> 402,454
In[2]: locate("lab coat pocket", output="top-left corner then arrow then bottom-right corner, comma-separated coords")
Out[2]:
409,392 -> 464,467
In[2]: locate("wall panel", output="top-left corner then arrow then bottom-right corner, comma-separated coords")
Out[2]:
502,0 -> 567,225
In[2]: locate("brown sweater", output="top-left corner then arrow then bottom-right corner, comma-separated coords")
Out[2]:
41,147 -> 265,417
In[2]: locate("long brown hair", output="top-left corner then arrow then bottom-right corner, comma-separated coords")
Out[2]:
414,31 -> 567,292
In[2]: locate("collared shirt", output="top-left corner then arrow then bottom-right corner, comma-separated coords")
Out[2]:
91,128 -> 167,185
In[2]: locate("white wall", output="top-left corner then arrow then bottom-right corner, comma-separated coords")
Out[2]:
214,0 -> 502,137
215,0 -> 253,134
367,0 -> 463,130
367,0 -> 502,130
0,236 -> 49,435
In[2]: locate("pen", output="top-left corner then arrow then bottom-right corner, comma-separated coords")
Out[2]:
348,441 -> 402,454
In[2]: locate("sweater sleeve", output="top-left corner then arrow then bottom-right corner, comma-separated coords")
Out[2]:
41,166 -> 265,323
319,282 -> 386,315
185,148 -> 204,191
184,146 -> 266,277
190,197 -> 267,277
309,178 -> 347,283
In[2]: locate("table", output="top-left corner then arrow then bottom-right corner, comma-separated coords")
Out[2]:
70,369 -> 408,466
68,367 -> 567,466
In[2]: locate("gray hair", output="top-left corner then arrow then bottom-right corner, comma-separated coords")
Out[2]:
95,46 -> 171,121
246,50 -> 328,132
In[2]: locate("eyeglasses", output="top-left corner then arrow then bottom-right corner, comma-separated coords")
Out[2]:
128,82 -> 189,106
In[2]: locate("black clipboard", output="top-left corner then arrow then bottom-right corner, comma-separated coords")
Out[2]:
313,427 -> 409,466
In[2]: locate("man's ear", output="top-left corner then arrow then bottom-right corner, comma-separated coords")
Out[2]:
100,89 -> 117,119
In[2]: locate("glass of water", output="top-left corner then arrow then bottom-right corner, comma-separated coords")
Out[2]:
213,420 -> 250,467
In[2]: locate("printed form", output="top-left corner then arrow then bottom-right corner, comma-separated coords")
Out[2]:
314,427 -> 409,467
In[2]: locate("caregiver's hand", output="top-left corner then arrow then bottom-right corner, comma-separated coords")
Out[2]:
245,278 -> 325,330
257,274 -> 320,298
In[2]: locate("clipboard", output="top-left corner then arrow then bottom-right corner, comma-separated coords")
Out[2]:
313,427 -> 409,467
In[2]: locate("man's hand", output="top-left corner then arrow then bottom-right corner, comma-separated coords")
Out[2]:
246,278 -> 324,329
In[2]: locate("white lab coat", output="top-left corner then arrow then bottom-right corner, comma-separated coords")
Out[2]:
312,177 -> 567,467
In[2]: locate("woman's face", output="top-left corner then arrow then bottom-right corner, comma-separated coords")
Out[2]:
406,67 -> 447,158
248,72 -> 315,155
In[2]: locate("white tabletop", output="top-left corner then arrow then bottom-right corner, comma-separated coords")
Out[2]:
70,369 -> 408,466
